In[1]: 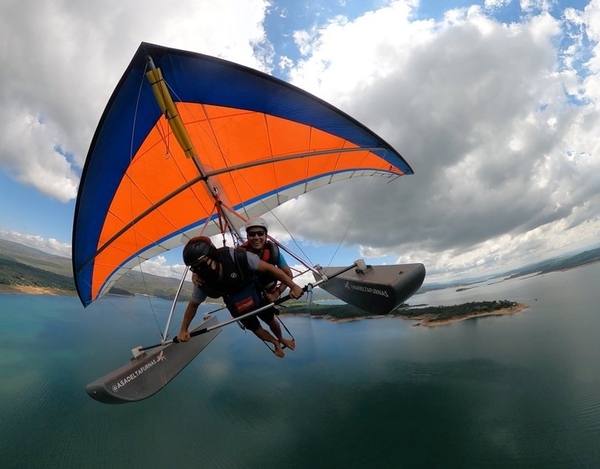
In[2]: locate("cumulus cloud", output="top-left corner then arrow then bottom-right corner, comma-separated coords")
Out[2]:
278,1 -> 600,280
133,256 -> 186,279
2,0 -> 600,284
0,0 -> 271,201
0,230 -> 71,257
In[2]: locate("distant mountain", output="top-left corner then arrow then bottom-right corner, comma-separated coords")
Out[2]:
0,239 -> 190,300
109,270 -> 194,301
0,238 -> 332,302
505,246 -> 600,279
0,238 -> 72,276
420,245 -> 600,293
0,256 -> 76,292
4,237 -> 599,300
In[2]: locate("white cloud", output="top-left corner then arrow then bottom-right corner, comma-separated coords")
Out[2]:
2,0 -> 600,285
0,0 -> 271,202
484,0 -> 512,9
276,1 -> 600,282
520,0 -> 554,13
0,111 -> 79,202
133,256 -> 186,279
0,230 -> 71,257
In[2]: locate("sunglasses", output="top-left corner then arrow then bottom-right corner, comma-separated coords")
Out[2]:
247,230 -> 265,238
190,255 -> 209,273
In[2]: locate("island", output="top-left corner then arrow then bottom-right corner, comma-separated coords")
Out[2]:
282,300 -> 529,327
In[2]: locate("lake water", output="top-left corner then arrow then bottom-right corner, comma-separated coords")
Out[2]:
1,263 -> 600,468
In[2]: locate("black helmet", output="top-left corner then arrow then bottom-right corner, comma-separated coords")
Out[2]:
183,236 -> 216,267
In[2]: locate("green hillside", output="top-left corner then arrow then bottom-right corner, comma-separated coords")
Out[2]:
2,237 -> 600,301
0,238 -> 191,300
0,257 -> 75,292
0,238 -> 72,276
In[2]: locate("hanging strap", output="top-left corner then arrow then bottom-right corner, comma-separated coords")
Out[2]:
258,312 -> 295,355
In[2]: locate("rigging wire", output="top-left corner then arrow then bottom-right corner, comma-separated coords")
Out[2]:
324,174 -> 380,269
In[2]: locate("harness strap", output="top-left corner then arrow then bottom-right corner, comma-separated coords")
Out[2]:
277,313 -> 294,341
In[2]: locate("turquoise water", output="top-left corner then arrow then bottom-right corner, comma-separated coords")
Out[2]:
1,263 -> 600,468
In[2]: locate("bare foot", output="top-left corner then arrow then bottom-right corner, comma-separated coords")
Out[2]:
280,338 -> 295,351
274,344 -> 285,358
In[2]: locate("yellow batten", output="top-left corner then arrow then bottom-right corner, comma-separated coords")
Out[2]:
146,67 -> 197,159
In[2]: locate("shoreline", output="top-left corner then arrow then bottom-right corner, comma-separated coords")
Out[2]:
1,288 -> 529,328
398,303 -> 529,327
0,285 -> 74,296
0,286 -> 223,305
281,302 -> 530,326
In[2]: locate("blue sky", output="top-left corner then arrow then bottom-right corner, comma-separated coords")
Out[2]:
1,0 -> 600,284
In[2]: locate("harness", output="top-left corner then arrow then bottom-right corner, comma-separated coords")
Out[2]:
200,247 -> 250,298
202,246 -> 295,355
241,240 -> 280,263
199,247 -> 264,316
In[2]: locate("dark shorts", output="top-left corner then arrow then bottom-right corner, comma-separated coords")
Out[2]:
236,306 -> 277,332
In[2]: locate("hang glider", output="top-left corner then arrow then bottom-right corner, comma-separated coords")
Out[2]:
72,42 -> 425,404
72,42 -> 415,307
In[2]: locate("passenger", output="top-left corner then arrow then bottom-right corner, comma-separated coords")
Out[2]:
241,217 -> 293,302
178,236 -> 302,358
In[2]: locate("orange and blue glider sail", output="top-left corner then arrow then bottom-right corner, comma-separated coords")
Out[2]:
72,42 -> 414,306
